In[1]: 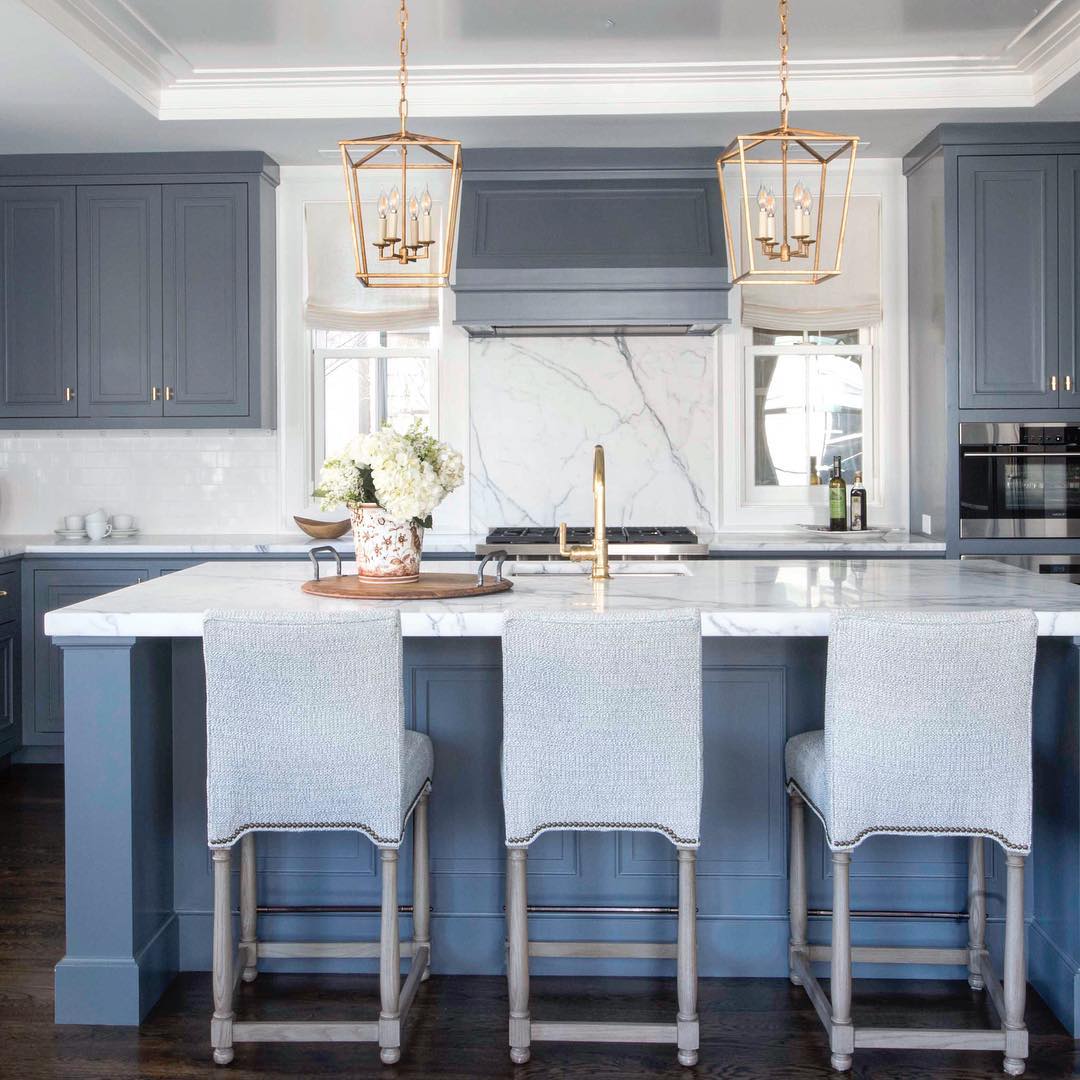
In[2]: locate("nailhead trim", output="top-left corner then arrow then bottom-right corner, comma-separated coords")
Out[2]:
786,781 -> 1029,853
507,820 -> 699,847
209,779 -> 431,849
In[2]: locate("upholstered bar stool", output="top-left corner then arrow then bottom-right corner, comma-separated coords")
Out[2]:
501,609 -> 703,1067
785,609 -> 1037,1076
202,609 -> 433,1067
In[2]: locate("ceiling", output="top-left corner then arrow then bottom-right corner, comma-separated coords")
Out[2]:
5,0 -> 1080,163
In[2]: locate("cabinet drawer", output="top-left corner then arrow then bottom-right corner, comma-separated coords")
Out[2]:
0,570 -> 17,624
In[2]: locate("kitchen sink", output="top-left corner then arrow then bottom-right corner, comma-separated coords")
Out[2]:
506,561 -> 693,577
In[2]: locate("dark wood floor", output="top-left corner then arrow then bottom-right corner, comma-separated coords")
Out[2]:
2,764 -> 1078,1080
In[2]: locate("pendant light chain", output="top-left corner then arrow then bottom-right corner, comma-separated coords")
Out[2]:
398,0 -> 409,135
778,0 -> 790,131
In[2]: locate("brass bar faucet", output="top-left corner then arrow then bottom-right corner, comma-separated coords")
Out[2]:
559,444 -> 610,581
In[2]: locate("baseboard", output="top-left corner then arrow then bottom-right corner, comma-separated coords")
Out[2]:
1028,917 -> 1080,1037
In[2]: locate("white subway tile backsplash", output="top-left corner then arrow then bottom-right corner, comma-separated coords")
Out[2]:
0,430 -> 280,533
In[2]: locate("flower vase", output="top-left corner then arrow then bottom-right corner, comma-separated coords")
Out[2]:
349,504 -> 423,583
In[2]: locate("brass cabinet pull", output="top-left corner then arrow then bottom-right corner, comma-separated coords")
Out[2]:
164,386 -> 174,401
1067,375 -> 1074,393
1051,374 -> 1059,392
65,387 -> 74,402
151,386 -> 161,401
0,590 -> 8,598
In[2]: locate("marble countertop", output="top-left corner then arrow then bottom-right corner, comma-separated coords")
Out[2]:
0,528 -> 942,557
44,556 -> 1080,638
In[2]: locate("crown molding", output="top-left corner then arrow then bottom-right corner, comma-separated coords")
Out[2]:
16,0 -> 1080,121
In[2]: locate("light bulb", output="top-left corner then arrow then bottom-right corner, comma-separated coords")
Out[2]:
421,186 -> 432,215
409,194 -> 419,219
389,187 -> 400,212
377,191 -> 388,217
757,185 -> 769,210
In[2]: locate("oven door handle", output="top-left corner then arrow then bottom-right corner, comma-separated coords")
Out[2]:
962,450 -> 1080,457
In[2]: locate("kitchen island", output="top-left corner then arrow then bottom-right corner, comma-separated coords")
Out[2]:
45,558 -> 1080,1034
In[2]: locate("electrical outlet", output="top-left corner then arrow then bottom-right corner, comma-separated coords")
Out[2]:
921,514 -> 932,536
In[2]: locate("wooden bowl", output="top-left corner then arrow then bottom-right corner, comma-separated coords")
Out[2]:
294,515 -> 351,540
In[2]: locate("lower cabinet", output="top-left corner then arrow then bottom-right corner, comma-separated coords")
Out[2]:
0,624 -> 18,759
27,567 -> 149,746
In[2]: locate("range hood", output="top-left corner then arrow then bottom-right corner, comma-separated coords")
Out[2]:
451,149 -> 731,337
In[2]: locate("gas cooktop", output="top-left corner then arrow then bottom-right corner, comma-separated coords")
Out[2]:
476,526 -> 708,559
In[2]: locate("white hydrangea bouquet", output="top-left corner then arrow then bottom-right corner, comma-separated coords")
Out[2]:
314,421 -> 464,583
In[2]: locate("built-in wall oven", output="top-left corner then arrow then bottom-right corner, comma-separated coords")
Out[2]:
959,422 -> 1080,538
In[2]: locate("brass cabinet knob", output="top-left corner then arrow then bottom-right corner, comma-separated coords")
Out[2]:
0,590 -> 8,598
65,387 -> 74,402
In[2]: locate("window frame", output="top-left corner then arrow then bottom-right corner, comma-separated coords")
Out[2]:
741,325 -> 878,508
309,329 -> 438,485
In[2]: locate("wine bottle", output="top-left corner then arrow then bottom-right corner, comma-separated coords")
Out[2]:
829,455 -> 847,531
849,470 -> 867,531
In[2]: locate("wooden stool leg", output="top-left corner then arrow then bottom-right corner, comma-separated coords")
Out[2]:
506,848 -> 531,1065
830,851 -> 854,1072
788,792 -> 808,985
967,836 -> 986,990
379,849 -> 401,1065
1003,853 -> 1028,1077
413,792 -> 431,981
676,849 -> 699,1067
210,848 -> 235,1065
239,833 -> 258,984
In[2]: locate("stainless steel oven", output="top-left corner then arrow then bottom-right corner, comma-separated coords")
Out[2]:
959,422 -> 1080,538
968,554 -> 1080,586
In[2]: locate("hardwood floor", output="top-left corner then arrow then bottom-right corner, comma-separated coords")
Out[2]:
2,764 -> 1078,1079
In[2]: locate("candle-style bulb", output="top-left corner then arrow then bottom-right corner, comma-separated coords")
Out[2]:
408,194 -> 419,219
421,186 -> 432,215
377,191 -> 388,217
757,185 -> 769,210
388,187 -> 400,213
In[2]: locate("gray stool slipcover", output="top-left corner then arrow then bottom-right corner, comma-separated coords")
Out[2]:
203,609 -> 432,1067
501,609 -> 703,1066
784,609 -> 1037,1076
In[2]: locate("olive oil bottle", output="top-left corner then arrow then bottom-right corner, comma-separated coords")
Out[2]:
828,455 -> 847,531
849,470 -> 867,531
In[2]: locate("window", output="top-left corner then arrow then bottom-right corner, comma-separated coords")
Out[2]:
311,327 -> 435,477
746,326 -> 874,499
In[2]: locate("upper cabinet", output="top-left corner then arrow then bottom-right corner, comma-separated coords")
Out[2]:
0,187 -> 77,418
957,155 -> 1060,408
0,153 -> 277,429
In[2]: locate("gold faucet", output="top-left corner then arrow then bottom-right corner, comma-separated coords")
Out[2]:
559,445 -> 610,580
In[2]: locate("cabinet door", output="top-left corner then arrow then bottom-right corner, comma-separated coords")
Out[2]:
0,626 -> 17,759
163,183 -> 249,418
958,156 -> 1058,408
0,187 -> 77,418
1058,157 -> 1080,403
30,568 -> 147,744
77,186 -> 163,417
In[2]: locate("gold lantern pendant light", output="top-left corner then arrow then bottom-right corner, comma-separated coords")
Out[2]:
717,0 -> 858,285
339,0 -> 463,288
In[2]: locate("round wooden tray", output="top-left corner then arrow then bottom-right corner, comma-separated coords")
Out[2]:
301,572 -> 513,600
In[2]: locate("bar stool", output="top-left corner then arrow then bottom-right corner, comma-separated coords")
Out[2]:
785,608 -> 1037,1076
501,609 -> 703,1067
202,609 -> 433,1067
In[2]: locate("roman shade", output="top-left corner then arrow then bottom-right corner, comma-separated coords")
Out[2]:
304,200 -> 438,332
741,195 -> 881,331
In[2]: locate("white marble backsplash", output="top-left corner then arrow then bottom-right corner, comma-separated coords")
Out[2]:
469,335 -> 717,531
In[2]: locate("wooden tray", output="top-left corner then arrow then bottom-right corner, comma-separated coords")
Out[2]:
301,572 -> 513,600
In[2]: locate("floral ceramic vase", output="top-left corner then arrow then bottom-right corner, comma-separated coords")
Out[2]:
349,503 -> 423,583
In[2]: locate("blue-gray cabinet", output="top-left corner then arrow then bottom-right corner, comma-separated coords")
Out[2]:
77,185 -> 163,418
0,187 -> 77,418
1058,156 -> 1080,402
0,153 -> 278,429
163,184 -> 249,418
28,566 -> 148,745
0,566 -> 19,759
958,155 -> 1059,408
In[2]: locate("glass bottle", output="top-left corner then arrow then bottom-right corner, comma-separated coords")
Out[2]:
829,455 -> 847,531
849,470 -> 867,531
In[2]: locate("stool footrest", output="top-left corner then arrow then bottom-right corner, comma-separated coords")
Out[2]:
807,945 -> 969,966
232,1021 -> 379,1043
256,940 -> 417,959
854,1027 -> 1006,1051
527,940 -> 677,959
531,1020 -> 678,1044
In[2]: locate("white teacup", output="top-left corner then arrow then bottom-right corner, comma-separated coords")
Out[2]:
112,514 -> 134,531
64,514 -> 84,531
85,508 -> 107,523
85,520 -> 112,541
